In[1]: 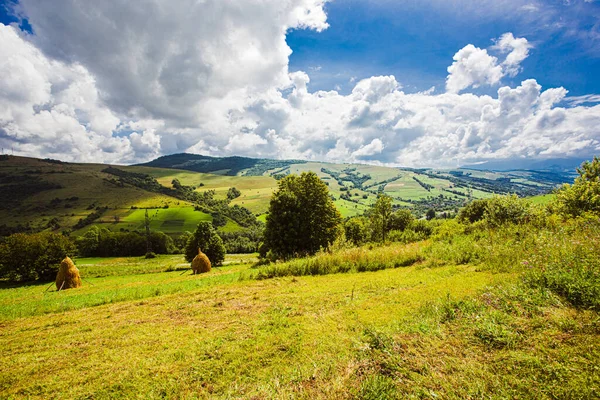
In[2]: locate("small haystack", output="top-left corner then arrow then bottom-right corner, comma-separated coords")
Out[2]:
191,249 -> 211,274
55,257 -> 82,290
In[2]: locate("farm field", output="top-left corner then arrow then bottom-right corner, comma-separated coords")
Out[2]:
0,236 -> 598,399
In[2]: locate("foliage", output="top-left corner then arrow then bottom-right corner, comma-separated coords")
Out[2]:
457,198 -> 488,223
554,156 -> 600,216
0,232 -> 76,282
263,172 -> 342,259
184,222 -> 226,265
458,195 -> 539,227
245,242 -> 424,280
388,209 -> 414,232
76,226 -> 176,257
220,228 -> 263,253
484,194 -> 533,227
369,194 -> 393,242
227,187 -> 241,200
425,208 -> 436,220
524,215 -> 600,311
344,217 -> 371,246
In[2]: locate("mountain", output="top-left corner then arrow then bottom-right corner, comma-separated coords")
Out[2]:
463,158 -> 589,173
138,153 -> 307,176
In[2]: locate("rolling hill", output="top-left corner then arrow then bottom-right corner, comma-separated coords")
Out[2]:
0,153 -> 575,237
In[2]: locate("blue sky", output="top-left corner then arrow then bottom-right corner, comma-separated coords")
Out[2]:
287,0 -> 600,96
0,0 -> 599,167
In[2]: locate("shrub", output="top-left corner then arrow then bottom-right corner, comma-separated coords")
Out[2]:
388,209 -> 414,232
0,232 -> 76,282
554,156 -> 600,217
524,216 -> 600,311
457,198 -> 489,223
484,194 -> 533,227
344,217 -> 370,246
76,227 -> 175,257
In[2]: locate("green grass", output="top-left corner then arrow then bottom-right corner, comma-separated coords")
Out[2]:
1,220 -> 599,398
120,207 -> 212,233
529,193 -> 556,205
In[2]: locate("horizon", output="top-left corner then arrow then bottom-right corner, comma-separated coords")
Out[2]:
1,0 -> 599,168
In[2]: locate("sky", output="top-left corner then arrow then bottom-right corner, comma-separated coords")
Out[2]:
0,0 -> 599,168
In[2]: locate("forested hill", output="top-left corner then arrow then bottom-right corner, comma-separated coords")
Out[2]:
137,153 -> 307,176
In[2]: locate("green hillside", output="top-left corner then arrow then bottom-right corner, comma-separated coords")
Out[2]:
138,153 -> 575,217
0,154 -> 574,237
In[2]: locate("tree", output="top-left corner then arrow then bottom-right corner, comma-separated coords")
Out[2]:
0,232 -> 76,282
227,187 -> 241,200
370,194 -> 393,242
185,221 -> 226,265
555,156 -> 600,216
426,209 -> 436,221
344,217 -> 370,246
388,209 -> 414,232
263,172 -> 342,259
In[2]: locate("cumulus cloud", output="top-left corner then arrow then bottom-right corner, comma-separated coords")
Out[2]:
493,32 -> 533,77
446,45 -> 503,93
446,33 -> 532,93
0,1 -> 599,169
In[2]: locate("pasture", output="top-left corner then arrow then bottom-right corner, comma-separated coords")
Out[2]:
1,236 -> 597,399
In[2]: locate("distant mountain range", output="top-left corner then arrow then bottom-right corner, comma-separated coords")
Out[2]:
464,158 -> 590,173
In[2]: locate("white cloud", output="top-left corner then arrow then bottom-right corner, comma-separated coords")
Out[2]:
493,33 -> 533,77
0,4 -> 599,170
446,45 -> 503,93
446,33 -> 532,93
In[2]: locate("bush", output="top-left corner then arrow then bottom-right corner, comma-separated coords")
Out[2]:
484,195 -> 533,227
344,217 -> 370,246
185,222 -> 226,266
524,216 -> 600,311
220,228 -> 263,253
388,209 -> 414,232
457,198 -> 489,223
0,232 -> 76,282
554,156 -> 600,217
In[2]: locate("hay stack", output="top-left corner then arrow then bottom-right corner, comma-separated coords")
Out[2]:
55,257 -> 82,290
191,249 -> 211,274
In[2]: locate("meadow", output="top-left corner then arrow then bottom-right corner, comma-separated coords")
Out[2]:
1,217 -> 598,399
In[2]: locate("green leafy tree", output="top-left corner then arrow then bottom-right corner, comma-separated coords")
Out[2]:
76,225 -> 101,257
227,187 -> 242,200
344,216 -> 370,246
555,156 -> 600,216
369,193 -> 393,242
185,221 -> 226,265
263,172 -> 342,259
0,232 -> 76,282
426,208 -> 436,221
388,209 -> 414,232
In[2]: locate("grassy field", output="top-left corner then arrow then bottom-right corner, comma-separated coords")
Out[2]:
119,207 -> 212,233
1,225 -> 598,399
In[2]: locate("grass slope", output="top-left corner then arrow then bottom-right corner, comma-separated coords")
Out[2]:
1,259 -> 597,398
